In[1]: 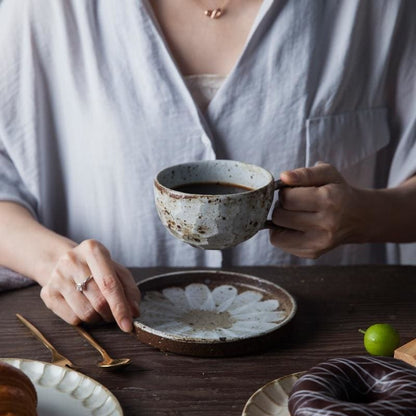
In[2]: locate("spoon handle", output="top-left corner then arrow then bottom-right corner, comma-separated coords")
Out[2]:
73,325 -> 111,361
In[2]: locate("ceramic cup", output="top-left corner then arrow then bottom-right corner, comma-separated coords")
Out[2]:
154,160 -> 283,250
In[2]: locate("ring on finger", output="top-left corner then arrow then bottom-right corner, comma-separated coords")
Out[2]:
75,275 -> 93,293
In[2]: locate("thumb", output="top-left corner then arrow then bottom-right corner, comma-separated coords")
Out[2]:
280,162 -> 345,187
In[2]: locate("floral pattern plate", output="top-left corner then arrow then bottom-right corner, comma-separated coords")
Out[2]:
242,372 -> 305,416
0,358 -> 123,416
133,270 -> 296,356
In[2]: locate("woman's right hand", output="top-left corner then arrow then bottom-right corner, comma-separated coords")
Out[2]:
40,239 -> 141,332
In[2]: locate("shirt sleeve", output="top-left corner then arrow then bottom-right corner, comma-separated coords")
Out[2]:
387,1 -> 416,187
0,0 -> 39,218
0,144 -> 38,218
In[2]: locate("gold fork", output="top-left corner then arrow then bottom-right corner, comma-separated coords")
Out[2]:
16,314 -> 78,369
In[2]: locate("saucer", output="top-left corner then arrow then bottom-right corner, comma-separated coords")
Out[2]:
133,270 -> 296,357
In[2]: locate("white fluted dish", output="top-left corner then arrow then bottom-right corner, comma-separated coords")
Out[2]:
0,358 -> 123,416
242,372 -> 305,416
134,270 -> 296,357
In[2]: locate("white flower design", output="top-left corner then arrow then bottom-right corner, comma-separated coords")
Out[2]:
138,283 -> 287,341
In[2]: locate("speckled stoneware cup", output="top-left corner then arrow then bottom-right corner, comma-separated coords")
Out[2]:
154,160 -> 281,250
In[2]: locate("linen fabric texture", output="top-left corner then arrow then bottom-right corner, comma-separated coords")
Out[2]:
0,0 -> 415,284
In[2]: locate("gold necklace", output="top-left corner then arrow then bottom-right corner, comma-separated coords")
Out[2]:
203,0 -> 229,19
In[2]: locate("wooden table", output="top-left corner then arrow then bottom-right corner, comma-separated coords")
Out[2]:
1,266 -> 415,415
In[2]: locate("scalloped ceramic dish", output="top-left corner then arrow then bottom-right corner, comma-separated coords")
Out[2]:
0,358 -> 123,416
133,270 -> 296,357
242,372 -> 305,416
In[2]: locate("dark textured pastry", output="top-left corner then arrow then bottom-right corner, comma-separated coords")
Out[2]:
0,361 -> 37,416
288,356 -> 416,416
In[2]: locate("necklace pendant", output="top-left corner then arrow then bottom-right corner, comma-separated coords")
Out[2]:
205,8 -> 223,19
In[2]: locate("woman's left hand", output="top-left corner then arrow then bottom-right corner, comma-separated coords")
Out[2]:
270,162 -> 367,258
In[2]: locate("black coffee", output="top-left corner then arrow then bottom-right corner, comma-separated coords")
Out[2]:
174,182 -> 253,195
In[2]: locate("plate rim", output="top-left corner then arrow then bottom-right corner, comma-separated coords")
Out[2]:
242,371 -> 306,416
0,357 -> 124,416
134,269 -> 297,344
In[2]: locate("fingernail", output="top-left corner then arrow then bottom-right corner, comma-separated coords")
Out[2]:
282,170 -> 298,182
121,317 -> 132,332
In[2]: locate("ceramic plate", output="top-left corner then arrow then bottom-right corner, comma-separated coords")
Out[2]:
0,358 -> 123,416
134,270 -> 296,356
242,372 -> 305,416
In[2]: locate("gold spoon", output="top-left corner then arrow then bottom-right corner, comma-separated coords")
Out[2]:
73,325 -> 131,369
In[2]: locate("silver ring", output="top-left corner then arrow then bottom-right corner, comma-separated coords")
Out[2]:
75,275 -> 93,293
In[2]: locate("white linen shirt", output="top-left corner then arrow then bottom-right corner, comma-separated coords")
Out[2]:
0,0 -> 415,269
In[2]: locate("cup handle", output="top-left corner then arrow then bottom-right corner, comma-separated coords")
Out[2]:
262,179 -> 289,230
274,179 -> 287,190
263,220 -> 279,230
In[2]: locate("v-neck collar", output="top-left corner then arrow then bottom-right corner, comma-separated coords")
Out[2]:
204,0 -> 276,115
139,0 -> 276,137
139,1 -> 202,114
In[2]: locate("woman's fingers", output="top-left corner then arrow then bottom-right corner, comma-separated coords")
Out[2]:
271,163 -> 361,258
54,248 -> 114,322
278,187 -> 321,212
42,252 -> 101,324
61,286 -> 102,324
40,287 -> 81,325
280,162 -> 345,187
114,262 -> 141,318
278,164 -> 347,212
78,239 -> 133,332
80,279 -> 114,322
41,239 -> 137,332
272,206 -> 319,232
71,253 -> 114,322
269,226 -> 332,259
40,279 -> 96,325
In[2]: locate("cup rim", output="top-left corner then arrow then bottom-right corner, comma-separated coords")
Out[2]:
155,160 -> 274,197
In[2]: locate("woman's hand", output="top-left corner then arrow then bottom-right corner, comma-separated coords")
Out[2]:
0,203 -> 140,332
40,239 -> 141,332
270,162 -> 368,259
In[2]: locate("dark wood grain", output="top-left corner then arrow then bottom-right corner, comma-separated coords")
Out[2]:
1,266 -> 415,415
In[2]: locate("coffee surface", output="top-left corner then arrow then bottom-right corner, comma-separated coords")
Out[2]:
174,182 -> 253,195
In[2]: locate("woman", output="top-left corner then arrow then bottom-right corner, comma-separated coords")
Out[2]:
0,0 -> 415,331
